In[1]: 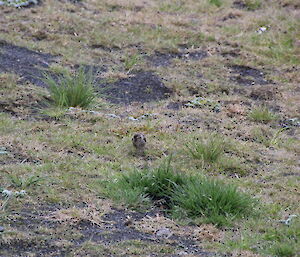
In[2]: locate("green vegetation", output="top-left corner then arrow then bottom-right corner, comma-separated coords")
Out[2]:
124,54 -> 143,71
104,159 -> 257,227
252,127 -> 286,147
0,0 -> 299,256
244,0 -> 262,11
249,106 -> 277,123
8,174 -> 42,189
186,135 -> 249,176
103,159 -> 186,209
186,134 -> 225,163
43,67 -> 96,108
208,0 -> 222,7
172,176 -> 257,227
224,217 -> 300,256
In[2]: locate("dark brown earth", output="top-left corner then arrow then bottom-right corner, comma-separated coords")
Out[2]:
1,41 -> 273,106
0,40 -> 55,87
0,205 -> 216,256
0,146 -> 40,165
146,50 -> 208,67
0,41 -> 173,105
97,71 -> 173,105
229,64 -> 272,86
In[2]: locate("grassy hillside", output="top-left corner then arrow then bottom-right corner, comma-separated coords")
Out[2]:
0,0 -> 299,256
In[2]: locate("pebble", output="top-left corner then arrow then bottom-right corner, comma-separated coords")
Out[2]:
156,228 -> 172,238
0,226 -> 4,232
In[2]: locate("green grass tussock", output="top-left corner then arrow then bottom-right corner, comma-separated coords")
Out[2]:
171,176 -> 257,227
104,159 -> 257,227
104,158 -> 186,209
248,106 -> 277,123
186,134 -> 225,163
43,66 -> 96,108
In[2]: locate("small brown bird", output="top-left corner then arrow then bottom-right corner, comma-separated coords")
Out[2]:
132,133 -> 146,155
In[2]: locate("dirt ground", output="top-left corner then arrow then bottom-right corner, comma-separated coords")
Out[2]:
0,0 -> 299,256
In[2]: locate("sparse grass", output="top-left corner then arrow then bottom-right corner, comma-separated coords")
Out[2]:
42,67 -> 96,108
186,134 -> 225,163
186,134 -> 250,176
248,106 -> 277,123
0,0 -> 299,255
8,174 -> 42,189
252,127 -> 286,147
244,0 -> 262,11
208,0 -> 222,8
41,107 -> 67,120
123,53 -> 143,71
223,217 -> 300,256
216,157 -> 249,176
0,73 -> 17,89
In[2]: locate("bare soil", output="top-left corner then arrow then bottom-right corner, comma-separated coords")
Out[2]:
0,205 -> 216,256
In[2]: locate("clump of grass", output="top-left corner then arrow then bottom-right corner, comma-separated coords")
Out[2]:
244,0 -> 261,11
104,159 -> 257,226
187,135 -> 249,176
43,67 -> 96,108
216,157 -> 249,176
208,0 -> 222,7
171,176 -> 257,226
8,174 -> 42,189
252,127 -> 285,147
248,106 -> 277,123
271,243 -> 296,257
105,158 -> 186,208
186,134 -> 225,163
124,54 -> 142,71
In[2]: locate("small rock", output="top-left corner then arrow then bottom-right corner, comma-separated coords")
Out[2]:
184,97 -> 221,112
124,217 -> 133,226
0,226 -> 4,232
0,147 -> 8,155
256,26 -> 270,34
177,251 -> 188,256
2,189 -> 13,197
0,0 -> 39,7
128,116 -> 139,121
105,113 -> 119,119
15,190 -> 27,197
156,228 -> 172,238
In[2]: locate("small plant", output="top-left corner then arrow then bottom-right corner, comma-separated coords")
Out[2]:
186,134 -> 225,163
41,107 -> 67,120
217,157 -> 249,176
248,106 -> 277,123
124,54 -> 142,71
8,174 -> 42,189
252,127 -> 286,147
42,66 -> 96,108
244,0 -> 261,10
208,0 -> 222,7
